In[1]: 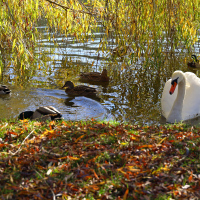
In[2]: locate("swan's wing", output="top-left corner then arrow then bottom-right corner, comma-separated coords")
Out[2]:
161,78 -> 178,119
182,72 -> 200,120
184,72 -> 200,86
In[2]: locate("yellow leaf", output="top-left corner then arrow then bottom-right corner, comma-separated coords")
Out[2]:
12,39 -> 16,50
123,188 -> 129,200
20,119 -> 29,123
180,17 -> 184,24
161,167 -> 170,171
75,134 -> 86,143
96,181 -> 106,186
130,136 -> 138,141
59,156 -> 79,160
127,166 -> 140,172
121,142 -> 128,146
84,184 -> 100,191
159,137 -> 166,144
138,145 -> 153,149
62,194 -> 70,200
68,156 -> 79,160
10,175 -> 14,183
117,167 -> 126,174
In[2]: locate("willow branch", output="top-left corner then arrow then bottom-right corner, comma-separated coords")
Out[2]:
77,0 -> 105,27
44,0 -> 105,27
45,0 -> 92,15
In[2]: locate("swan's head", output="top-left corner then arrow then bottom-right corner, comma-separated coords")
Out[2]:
169,71 -> 184,95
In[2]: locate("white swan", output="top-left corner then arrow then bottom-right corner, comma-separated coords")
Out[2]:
161,70 -> 200,123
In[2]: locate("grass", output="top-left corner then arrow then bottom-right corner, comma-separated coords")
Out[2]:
0,119 -> 200,199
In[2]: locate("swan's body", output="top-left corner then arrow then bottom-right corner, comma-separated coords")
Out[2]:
161,70 -> 200,123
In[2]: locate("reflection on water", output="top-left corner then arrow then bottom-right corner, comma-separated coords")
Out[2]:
63,96 -> 112,121
0,21 -> 200,125
160,115 -> 200,127
0,87 -> 112,121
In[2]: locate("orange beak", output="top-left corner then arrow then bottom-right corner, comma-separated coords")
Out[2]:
169,82 -> 177,95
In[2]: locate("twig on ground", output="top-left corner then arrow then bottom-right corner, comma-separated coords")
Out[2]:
11,129 -> 35,155
34,169 -> 56,200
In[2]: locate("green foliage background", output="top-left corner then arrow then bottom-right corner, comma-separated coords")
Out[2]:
0,0 -> 199,75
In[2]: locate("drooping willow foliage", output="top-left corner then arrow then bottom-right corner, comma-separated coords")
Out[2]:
0,0 -> 199,74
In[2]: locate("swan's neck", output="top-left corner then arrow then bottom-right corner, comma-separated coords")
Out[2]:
167,77 -> 185,123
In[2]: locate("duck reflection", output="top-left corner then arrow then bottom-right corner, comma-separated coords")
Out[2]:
78,79 -> 109,88
64,95 -> 101,109
63,96 -> 108,121
64,97 -> 77,107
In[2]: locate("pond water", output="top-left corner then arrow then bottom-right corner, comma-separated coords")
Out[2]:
1,22 -> 200,125
0,87 -> 112,121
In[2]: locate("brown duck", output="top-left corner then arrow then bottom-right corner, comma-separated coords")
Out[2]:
62,81 -> 97,97
0,85 -> 11,94
187,55 -> 200,69
79,69 -> 109,82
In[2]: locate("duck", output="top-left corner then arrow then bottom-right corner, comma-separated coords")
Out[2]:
112,45 -> 131,58
187,55 -> 200,68
61,81 -> 97,97
161,70 -> 200,123
79,69 -> 109,82
0,85 -> 11,94
19,106 -> 63,121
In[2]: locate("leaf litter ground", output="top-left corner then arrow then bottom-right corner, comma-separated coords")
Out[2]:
0,119 -> 200,199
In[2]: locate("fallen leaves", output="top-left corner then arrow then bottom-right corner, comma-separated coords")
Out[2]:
0,120 -> 200,199
58,156 -> 80,160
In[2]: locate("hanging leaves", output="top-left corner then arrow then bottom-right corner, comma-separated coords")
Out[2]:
1,0 -> 199,74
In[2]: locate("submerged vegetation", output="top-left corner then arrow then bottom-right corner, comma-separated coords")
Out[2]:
0,119 -> 200,199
